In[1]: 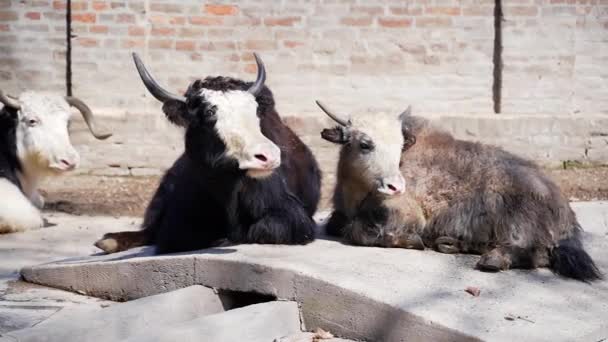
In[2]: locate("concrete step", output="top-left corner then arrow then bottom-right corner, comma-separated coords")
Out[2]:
3,286 -> 226,342
124,301 -> 301,342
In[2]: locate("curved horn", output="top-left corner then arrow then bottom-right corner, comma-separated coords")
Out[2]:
315,100 -> 351,127
132,52 -> 186,103
0,89 -> 21,110
399,105 -> 412,120
247,52 -> 266,96
65,96 -> 112,140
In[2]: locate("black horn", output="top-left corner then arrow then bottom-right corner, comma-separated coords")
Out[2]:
0,89 -> 21,110
315,100 -> 351,127
132,53 -> 186,103
247,53 -> 266,96
65,96 -> 112,140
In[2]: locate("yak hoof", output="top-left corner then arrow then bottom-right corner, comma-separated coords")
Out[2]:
395,234 -> 425,250
435,236 -> 461,254
94,236 -> 119,254
477,249 -> 511,272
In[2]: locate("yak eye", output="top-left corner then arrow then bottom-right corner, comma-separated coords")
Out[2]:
359,141 -> 372,151
27,118 -> 39,127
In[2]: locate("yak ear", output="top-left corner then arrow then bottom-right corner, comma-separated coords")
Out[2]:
161,100 -> 190,127
321,126 -> 350,145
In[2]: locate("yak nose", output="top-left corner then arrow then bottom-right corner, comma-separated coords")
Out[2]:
378,175 -> 406,196
59,159 -> 76,170
240,143 -> 281,171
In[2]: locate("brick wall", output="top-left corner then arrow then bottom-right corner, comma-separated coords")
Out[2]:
5,0 -> 496,115
502,0 -> 608,115
0,0 -> 607,179
0,0 -> 66,93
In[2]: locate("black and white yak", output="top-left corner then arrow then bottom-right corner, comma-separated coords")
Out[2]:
95,53 -> 321,254
317,101 -> 602,282
0,91 -> 111,233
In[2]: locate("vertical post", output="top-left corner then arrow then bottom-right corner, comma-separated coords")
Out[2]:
66,0 -> 72,96
492,0 -> 503,114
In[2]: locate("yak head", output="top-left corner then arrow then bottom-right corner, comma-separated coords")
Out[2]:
317,101 -> 415,197
0,90 -> 111,175
132,53 -> 280,179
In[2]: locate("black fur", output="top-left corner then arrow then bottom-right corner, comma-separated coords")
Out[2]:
133,77 -> 320,254
551,231 -> 602,282
0,106 -> 22,189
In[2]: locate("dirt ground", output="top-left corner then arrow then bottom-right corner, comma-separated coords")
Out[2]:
41,167 -> 608,217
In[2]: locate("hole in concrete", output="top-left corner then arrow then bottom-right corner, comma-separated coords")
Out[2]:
217,289 -> 277,311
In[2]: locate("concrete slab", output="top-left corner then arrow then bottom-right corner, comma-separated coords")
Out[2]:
19,202 -> 608,342
123,301 -> 301,342
3,286 -> 226,342
0,213 -> 139,334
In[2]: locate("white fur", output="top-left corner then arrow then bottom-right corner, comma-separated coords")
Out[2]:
202,89 -> 281,178
15,92 -> 80,200
0,178 -> 43,234
351,112 -> 406,195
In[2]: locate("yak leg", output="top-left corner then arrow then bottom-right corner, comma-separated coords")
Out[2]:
434,236 -> 463,254
477,246 -> 547,272
94,231 -> 148,254
393,233 -> 425,250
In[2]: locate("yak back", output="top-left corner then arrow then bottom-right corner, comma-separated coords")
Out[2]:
401,116 -> 576,248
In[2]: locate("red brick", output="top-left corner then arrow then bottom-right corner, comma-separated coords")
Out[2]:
152,26 -> 175,36
284,40 -> 305,48
128,26 -> 145,36
424,7 -> 461,15
170,16 -> 186,25
378,17 -> 412,28
204,4 -> 238,16
176,40 -> 196,51
415,17 -> 452,27
0,24 -> 9,32
505,6 -> 538,16
89,25 -> 108,33
92,1 -> 108,11
212,41 -> 236,50
72,13 -> 96,23
179,27 -> 205,38
389,6 -> 423,15
150,2 -> 183,13
121,39 -> 144,48
150,39 -> 173,49
189,16 -> 223,25
53,1 -> 88,10
116,14 -> 135,23
25,12 -> 41,20
243,40 -> 276,50
0,11 -> 18,21
149,15 -> 169,25
76,37 -> 99,47
264,16 -> 301,26
340,17 -> 372,26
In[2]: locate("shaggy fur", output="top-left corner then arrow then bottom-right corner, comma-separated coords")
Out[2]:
325,114 -> 601,282
96,77 -> 321,254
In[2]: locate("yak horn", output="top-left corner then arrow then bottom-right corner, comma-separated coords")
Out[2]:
132,53 -> 186,103
399,105 -> 412,119
247,52 -> 266,96
65,96 -> 112,140
315,100 -> 351,127
0,89 -> 21,110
